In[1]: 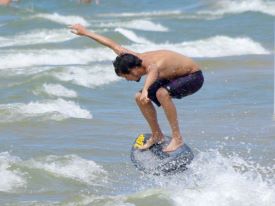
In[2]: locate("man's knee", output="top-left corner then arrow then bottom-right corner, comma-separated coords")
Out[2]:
135,92 -> 142,103
156,88 -> 170,102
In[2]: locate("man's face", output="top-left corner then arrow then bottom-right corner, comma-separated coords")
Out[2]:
121,68 -> 141,82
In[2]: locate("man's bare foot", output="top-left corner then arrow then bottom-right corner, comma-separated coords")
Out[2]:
163,138 -> 183,153
138,136 -> 164,150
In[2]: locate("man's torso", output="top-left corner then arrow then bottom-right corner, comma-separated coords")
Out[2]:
139,50 -> 200,80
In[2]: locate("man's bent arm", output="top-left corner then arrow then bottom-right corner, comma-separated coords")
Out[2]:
143,64 -> 159,92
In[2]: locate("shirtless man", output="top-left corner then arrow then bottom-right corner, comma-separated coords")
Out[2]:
70,24 -> 204,152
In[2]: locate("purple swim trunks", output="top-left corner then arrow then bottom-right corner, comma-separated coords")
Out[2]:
147,70 -> 204,107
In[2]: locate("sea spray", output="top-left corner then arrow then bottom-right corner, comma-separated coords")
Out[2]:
99,20 -> 168,32
0,152 -> 26,192
25,154 -> 107,185
0,99 -> 92,122
36,83 -> 78,98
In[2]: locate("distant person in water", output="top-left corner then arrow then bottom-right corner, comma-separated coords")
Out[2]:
0,0 -> 19,5
70,24 -> 204,152
0,0 -> 11,5
79,0 -> 99,4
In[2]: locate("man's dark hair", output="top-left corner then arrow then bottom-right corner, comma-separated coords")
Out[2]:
113,53 -> 142,76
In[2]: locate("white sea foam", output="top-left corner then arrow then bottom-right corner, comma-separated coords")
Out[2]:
34,13 -> 90,26
0,99 -> 92,122
0,152 -> 26,192
52,65 -> 120,88
0,48 -> 115,70
115,28 -> 153,44
167,150 -> 275,206
177,35 -> 270,57
129,35 -> 270,57
1,66 -> 55,77
199,0 -> 275,17
0,29 -> 77,48
99,20 -> 168,32
26,155 -> 107,185
98,10 -> 181,17
37,83 -> 78,98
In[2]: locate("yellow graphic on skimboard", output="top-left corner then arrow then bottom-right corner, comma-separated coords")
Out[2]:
134,134 -> 145,148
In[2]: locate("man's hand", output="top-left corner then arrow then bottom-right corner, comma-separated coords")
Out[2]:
140,89 -> 150,104
70,24 -> 88,36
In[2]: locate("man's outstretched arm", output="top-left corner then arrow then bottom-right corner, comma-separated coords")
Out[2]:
70,24 -> 137,56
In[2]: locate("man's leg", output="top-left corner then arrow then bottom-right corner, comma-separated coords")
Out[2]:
156,88 -> 183,152
135,92 -> 164,150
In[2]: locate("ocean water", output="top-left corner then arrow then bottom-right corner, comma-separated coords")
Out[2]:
0,0 -> 274,205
